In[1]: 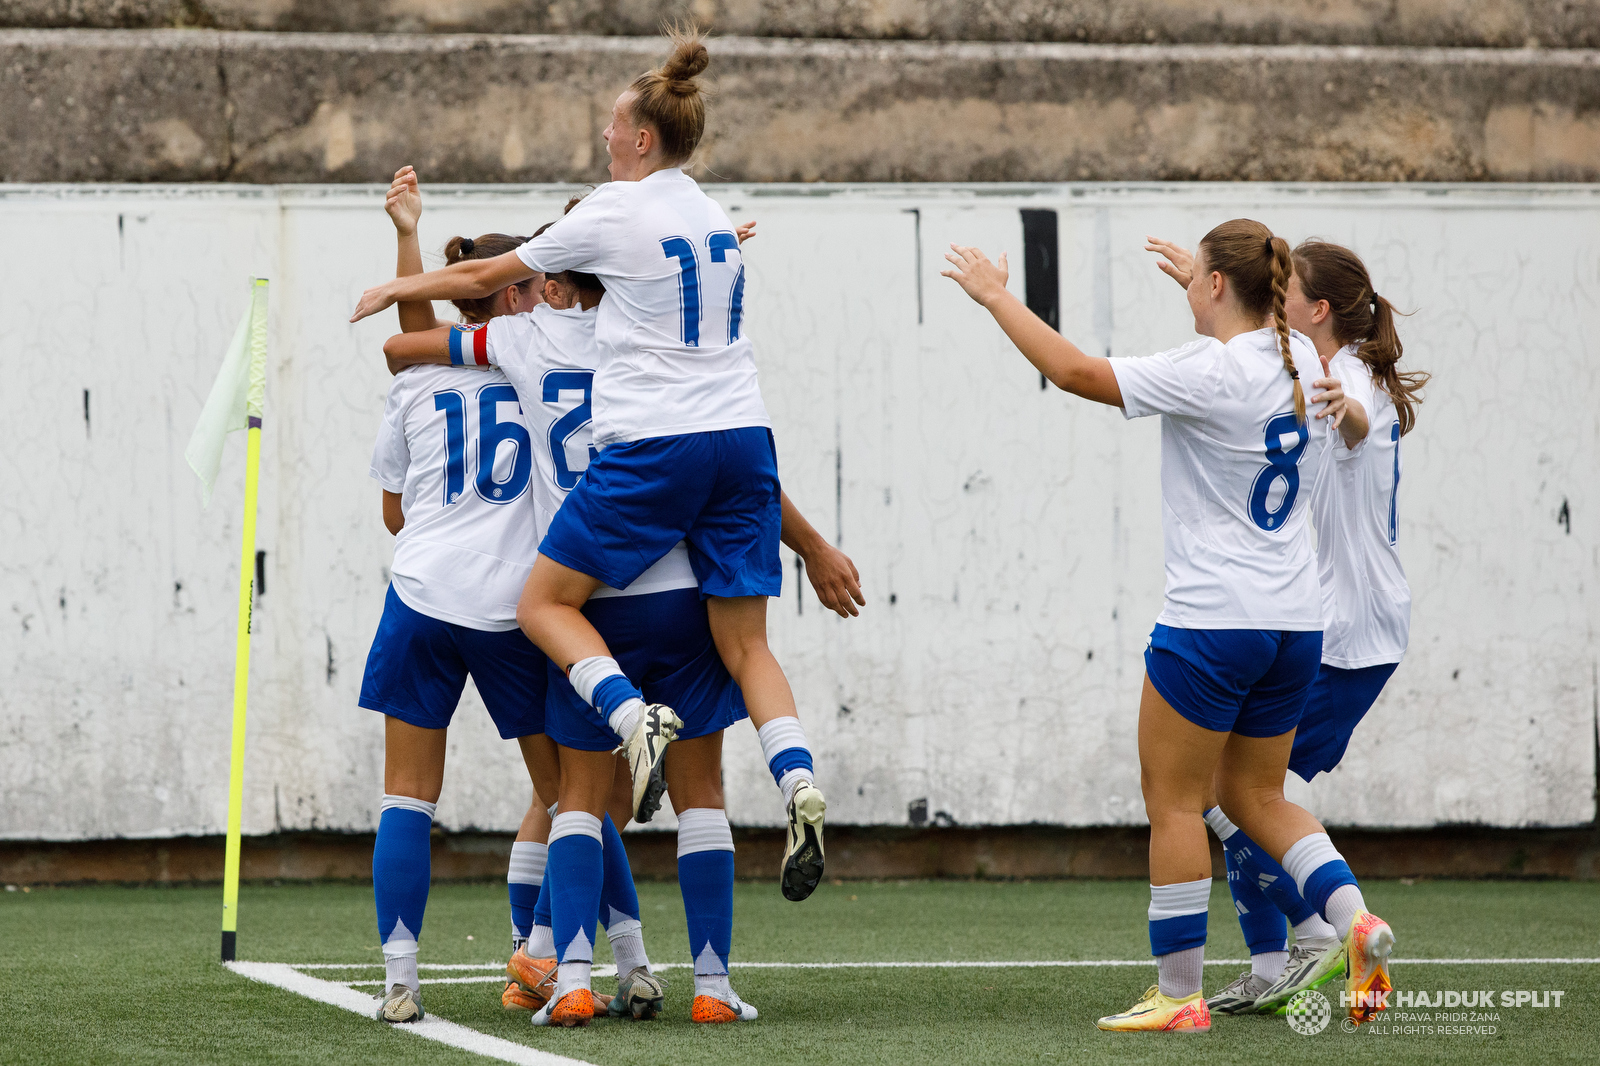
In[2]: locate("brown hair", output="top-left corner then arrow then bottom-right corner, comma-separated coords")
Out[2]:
1199,218 -> 1303,422
443,232 -> 531,322
626,24 -> 710,165
1292,240 -> 1427,435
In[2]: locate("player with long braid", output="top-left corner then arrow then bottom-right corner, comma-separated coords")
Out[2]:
944,219 -> 1395,1031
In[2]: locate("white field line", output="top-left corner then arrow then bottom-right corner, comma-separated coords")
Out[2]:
225,962 -> 595,1066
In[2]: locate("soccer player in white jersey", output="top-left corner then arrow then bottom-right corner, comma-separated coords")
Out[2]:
364,174 -> 651,1023
383,214 -> 857,1026
944,219 -> 1395,1031
349,29 -> 840,915
1182,238 -> 1426,1015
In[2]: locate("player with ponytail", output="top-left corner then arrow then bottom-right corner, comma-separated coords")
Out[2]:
946,218 -> 1394,1032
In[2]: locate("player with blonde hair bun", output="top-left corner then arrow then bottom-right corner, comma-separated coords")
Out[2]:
944,218 -> 1394,1032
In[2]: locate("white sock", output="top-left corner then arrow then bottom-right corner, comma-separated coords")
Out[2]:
1202,805 -> 1238,842
757,718 -> 815,804
527,924 -> 556,958
508,841 -> 547,884
1251,950 -> 1289,982
1294,914 -> 1339,946
554,960 -> 591,1001
695,972 -> 733,999
380,911 -> 421,992
1157,946 -> 1204,999
1325,883 -> 1367,940
606,917 -> 649,977
608,698 -> 646,742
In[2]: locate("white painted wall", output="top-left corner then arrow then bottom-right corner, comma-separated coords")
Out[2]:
2,182 -> 1595,840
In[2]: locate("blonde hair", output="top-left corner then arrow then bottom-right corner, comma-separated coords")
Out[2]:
1200,218 -> 1303,422
626,24 -> 710,165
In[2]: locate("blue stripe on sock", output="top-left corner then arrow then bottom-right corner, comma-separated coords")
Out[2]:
532,871 -> 551,934
1303,858 -> 1359,916
374,807 -> 432,947
1224,827 -> 1318,927
679,849 -> 734,974
548,834 -> 602,963
1149,911 -> 1208,956
508,881 -> 539,939
591,674 -> 643,718
1226,849 -> 1288,956
599,814 -> 640,927
766,745 -> 813,785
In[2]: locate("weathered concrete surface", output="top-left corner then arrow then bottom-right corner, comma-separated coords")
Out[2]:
6,826 -> 1598,884
6,0 -> 1600,48
4,30 -> 1599,183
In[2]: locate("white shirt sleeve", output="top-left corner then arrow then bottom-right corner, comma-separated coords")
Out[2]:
369,375 -> 414,493
1111,338 -> 1224,420
515,186 -> 617,273
1328,349 -> 1378,460
485,311 -> 540,373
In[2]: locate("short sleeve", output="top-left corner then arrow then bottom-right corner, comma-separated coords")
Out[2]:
369,377 -> 413,493
1111,338 -> 1224,421
1328,350 -> 1377,460
485,312 -> 539,374
515,186 -> 616,273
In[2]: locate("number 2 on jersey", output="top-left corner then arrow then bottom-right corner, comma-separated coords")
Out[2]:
543,370 -> 598,490
661,231 -> 744,347
1249,413 -> 1307,532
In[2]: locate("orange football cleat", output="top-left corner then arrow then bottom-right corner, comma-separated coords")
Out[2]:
503,948 -> 557,1010
1344,911 -> 1396,1024
533,988 -> 595,1028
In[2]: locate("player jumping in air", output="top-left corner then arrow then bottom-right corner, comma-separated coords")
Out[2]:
943,220 -> 1396,1031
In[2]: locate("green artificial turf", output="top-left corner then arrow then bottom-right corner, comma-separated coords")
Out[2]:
2,879 -> 1597,1065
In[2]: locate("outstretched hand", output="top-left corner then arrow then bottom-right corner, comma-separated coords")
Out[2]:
1312,376 -> 1349,429
803,542 -> 865,618
941,244 -> 1010,307
385,166 -> 421,236
351,283 -> 398,323
736,220 -> 757,245
1145,236 -> 1194,289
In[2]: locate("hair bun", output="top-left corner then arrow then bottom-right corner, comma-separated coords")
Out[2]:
459,236 -> 476,255
662,36 -> 709,86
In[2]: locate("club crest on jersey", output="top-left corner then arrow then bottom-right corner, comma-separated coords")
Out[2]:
448,322 -> 490,366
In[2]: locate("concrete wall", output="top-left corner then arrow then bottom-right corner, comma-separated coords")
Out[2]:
4,30 -> 1600,185
1,181 -> 1597,842
7,1 -> 1599,48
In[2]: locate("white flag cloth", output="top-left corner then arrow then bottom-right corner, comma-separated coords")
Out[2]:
185,281 -> 268,506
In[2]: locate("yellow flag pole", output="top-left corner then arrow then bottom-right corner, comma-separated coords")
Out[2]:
222,278 -> 269,962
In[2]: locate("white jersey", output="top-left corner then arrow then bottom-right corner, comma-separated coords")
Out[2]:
480,304 -> 696,600
1312,345 -> 1411,668
1111,327 -> 1330,631
369,364 -> 541,631
514,168 -> 771,446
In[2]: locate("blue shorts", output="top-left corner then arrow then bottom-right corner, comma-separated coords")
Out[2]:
359,585 -> 547,740
1288,662 -> 1399,781
540,427 -> 783,599
1144,624 -> 1322,738
545,587 -> 748,752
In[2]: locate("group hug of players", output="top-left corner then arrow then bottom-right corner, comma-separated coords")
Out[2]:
345,26 -> 1426,1035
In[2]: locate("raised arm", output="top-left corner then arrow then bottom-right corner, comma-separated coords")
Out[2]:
385,166 -> 439,333
780,491 -> 864,619
352,250 -> 535,324
941,245 -> 1123,407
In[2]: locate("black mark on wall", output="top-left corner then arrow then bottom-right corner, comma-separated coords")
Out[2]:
255,550 -> 267,596
325,634 -> 336,685
1559,498 -> 1571,534
794,555 -> 803,616
83,390 -> 91,435
1021,208 -> 1060,391
904,208 -> 923,324
907,798 -> 928,826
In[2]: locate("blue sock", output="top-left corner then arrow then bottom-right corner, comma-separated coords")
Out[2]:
599,814 -> 641,928
533,868 -> 552,930
507,840 -> 545,941
548,814 -> 604,965
1226,847 -> 1288,955
757,718 -> 814,802
374,795 -> 435,989
1206,807 -> 1318,926
1148,878 -> 1210,956
677,808 -> 735,982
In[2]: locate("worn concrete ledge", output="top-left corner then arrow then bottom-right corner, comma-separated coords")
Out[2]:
5,824 -> 1598,884
4,30 -> 1599,183
5,1 -> 1599,48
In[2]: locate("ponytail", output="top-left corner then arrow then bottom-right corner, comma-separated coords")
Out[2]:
1292,240 -> 1428,435
1199,219 -> 1304,422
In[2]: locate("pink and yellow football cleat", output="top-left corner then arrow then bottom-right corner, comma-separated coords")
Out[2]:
1344,911 -> 1396,1024
1096,985 -> 1212,1033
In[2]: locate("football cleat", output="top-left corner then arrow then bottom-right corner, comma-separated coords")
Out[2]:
503,948 -> 557,1010
375,984 -> 424,1024
1096,985 -> 1210,1032
692,991 -> 760,1023
1252,940 -> 1345,1014
1206,970 -> 1272,1015
780,783 -> 827,902
532,988 -> 594,1028
622,704 -> 681,824
606,966 -> 666,1020
1344,911 -> 1395,1024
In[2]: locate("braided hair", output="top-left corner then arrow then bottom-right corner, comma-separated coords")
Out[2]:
1199,219 -> 1304,422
